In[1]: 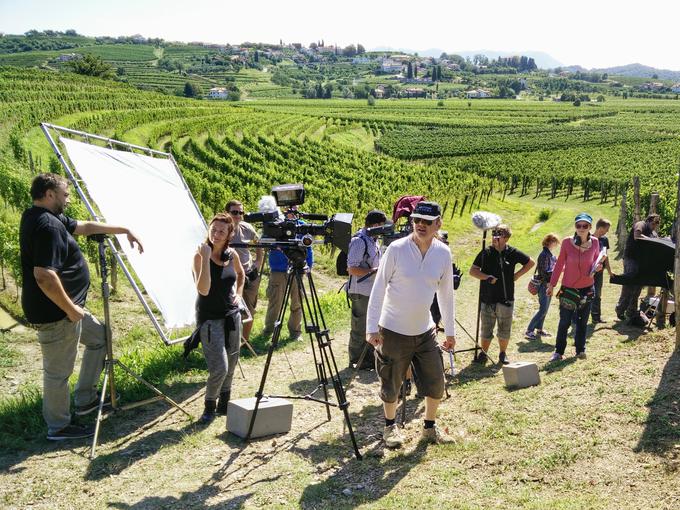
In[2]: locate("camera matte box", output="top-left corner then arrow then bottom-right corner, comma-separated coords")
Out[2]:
227,397 -> 293,438
502,361 -> 540,389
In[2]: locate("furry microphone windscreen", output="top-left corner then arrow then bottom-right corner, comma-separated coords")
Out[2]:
258,195 -> 279,214
471,211 -> 501,231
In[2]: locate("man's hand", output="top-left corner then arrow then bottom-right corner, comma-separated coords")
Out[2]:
67,304 -> 85,323
442,336 -> 456,351
367,331 -> 382,347
487,275 -> 497,285
127,231 -> 144,254
546,284 -> 553,297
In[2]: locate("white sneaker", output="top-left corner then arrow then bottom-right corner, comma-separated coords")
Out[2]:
383,424 -> 405,448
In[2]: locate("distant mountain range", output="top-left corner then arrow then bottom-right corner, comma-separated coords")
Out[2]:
370,47 -> 680,80
562,63 -> 680,81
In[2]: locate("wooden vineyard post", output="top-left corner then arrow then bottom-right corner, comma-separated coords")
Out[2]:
633,176 -> 641,222
676,174 -> 680,349
649,192 -> 659,215
616,187 -> 628,260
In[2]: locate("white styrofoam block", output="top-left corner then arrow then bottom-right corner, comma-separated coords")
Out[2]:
227,397 -> 293,438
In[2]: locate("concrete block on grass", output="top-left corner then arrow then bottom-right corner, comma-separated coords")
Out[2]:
227,397 -> 293,438
502,361 -> 540,389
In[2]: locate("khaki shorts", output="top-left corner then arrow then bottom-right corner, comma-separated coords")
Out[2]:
375,327 -> 445,403
242,274 -> 261,315
480,302 -> 514,340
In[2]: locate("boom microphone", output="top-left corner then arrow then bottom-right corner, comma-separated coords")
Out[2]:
472,211 -> 501,231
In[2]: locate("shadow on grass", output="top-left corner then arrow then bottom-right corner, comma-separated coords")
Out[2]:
541,356 -> 577,374
0,345 -> 208,471
109,486 -> 253,509
453,359 -> 502,384
634,348 -> 680,457
610,320 -> 647,342
517,337 -> 554,353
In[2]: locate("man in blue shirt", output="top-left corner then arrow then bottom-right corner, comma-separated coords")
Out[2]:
347,210 -> 386,369
262,211 -> 314,340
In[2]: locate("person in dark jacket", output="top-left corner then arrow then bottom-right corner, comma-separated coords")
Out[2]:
525,233 -> 560,340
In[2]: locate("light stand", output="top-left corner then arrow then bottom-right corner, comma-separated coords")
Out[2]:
89,234 -> 192,459
245,246 -> 362,460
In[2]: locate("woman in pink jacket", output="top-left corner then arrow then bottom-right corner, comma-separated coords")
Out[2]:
546,213 -> 602,362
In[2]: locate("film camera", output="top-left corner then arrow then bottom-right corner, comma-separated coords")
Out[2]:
243,184 -> 353,264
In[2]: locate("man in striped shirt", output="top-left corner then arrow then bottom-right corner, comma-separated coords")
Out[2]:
366,201 -> 455,448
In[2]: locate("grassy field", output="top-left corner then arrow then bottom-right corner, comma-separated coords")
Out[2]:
1,191 -> 678,509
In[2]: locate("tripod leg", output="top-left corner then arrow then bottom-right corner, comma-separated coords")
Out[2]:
89,362 -> 111,459
246,269 -> 294,440
343,342 -> 369,395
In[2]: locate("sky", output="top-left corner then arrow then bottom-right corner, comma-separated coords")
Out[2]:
2,0 -> 679,70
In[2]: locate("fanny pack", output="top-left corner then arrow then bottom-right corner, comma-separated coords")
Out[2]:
557,286 -> 593,311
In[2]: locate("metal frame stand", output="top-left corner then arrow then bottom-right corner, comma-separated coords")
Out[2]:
245,250 -> 362,460
89,235 -> 192,459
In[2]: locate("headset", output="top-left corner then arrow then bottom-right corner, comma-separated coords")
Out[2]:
573,232 -> 591,246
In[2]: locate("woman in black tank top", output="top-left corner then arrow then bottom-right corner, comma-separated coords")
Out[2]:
192,213 -> 245,424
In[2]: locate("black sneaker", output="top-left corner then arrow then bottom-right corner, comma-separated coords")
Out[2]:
75,393 -> 115,416
616,311 -> 626,321
499,351 -> 511,365
47,424 -> 95,441
474,351 -> 488,364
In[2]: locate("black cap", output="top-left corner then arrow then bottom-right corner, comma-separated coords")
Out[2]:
411,201 -> 442,221
365,209 -> 387,225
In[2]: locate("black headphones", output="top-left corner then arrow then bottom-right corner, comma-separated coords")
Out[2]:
573,232 -> 591,246
207,241 -> 232,262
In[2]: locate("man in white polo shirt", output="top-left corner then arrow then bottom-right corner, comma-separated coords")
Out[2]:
366,201 -> 456,447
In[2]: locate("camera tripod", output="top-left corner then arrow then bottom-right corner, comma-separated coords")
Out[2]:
246,246 -> 362,460
89,235 -> 192,459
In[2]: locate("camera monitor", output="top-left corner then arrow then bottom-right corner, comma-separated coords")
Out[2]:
272,183 -> 305,207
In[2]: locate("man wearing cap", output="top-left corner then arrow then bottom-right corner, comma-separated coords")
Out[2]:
469,223 -> 534,365
366,201 -> 456,447
615,214 -> 661,325
347,210 -> 387,370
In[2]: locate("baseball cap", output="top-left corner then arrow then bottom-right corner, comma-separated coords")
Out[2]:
574,213 -> 593,225
410,201 -> 442,221
365,209 -> 387,225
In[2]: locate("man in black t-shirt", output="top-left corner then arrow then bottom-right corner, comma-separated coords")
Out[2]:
591,218 -> 613,324
20,173 -> 143,441
469,224 -> 534,365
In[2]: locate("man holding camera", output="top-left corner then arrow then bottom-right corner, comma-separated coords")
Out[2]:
366,201 -> 455,447
615,214 -> 661,325
347,210 -> 387,370
226,200 -> 264,342
20,173 -> 143,441
469,224 -> 534,365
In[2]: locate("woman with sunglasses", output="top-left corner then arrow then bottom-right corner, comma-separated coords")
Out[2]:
546,213 -> 602,362
193,213 -> 245,423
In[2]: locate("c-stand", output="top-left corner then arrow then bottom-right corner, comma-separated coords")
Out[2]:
89,234 -> 192,459
245,245 -> 362,460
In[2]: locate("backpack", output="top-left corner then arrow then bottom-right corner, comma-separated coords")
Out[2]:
336,234 -> 369,276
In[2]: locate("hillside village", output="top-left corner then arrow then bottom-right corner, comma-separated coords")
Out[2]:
2,30 -> 680,102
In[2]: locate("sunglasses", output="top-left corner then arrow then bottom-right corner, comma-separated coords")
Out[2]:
229,210 -> 244,216
491,230 -> 508,237
412,217 -> 433,226
575,223 -> 590,229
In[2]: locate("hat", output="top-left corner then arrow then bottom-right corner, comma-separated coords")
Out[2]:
365,209 -> 387,225
574,213 -> 593,225
411,201 -> 442,221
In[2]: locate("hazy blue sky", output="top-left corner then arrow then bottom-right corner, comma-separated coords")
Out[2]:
2,0 -> 679,70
